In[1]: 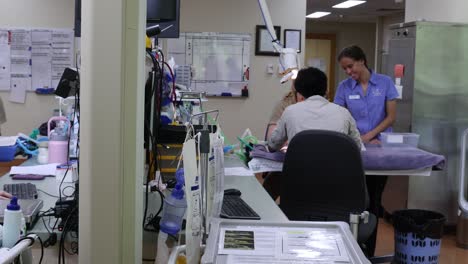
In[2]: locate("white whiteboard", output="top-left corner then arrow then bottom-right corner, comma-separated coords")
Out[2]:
167,32 -> 250,97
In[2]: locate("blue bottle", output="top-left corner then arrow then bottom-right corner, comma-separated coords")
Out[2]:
159,183 -> 187,235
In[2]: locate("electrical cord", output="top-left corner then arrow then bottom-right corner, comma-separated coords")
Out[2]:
142,49 -> 166,233
58,205 -> 79,264
62,186 -> 75,197
37,189 -> 59,198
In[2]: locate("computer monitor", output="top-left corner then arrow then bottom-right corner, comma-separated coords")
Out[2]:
147,0 -> 176,22
146,0 -> 180,38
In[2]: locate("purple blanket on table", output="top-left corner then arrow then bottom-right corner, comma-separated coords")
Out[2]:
361,146 -> 445,171
250,144 -> 285,162
251,144 -> 446,171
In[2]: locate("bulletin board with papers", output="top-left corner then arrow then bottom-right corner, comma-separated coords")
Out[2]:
167,32 -> 250,97
0,28 -> 74,103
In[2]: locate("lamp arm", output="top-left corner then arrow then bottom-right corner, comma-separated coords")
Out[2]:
257,0 -> 300,83
257,0 -> 283,53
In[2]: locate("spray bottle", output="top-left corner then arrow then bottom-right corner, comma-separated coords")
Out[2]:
3,197 -> 23,248
155,169 -> 187,264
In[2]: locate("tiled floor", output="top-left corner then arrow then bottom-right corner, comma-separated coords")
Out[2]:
375,219 -> 468,264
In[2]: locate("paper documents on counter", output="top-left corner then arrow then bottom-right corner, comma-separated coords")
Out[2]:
224,167 -> 254,177
220,227 -> 350,263
10,163 -> 60,176
248,158 -> 283,173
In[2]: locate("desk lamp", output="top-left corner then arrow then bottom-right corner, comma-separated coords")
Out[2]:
257,0 -> 300,83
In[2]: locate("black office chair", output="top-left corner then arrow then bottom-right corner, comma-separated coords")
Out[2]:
280,130 -> 389,261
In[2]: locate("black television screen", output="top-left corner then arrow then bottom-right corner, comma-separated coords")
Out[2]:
147,0 -> 176,22
146,0 -> 180,38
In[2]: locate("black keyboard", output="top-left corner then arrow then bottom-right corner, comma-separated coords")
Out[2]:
4,183 -> 38,199
221,195 -> 260,220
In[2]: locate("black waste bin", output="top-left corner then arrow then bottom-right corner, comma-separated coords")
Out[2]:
393,209 -> 446,264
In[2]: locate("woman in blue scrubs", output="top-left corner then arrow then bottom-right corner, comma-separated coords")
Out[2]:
334,45 -> 399,257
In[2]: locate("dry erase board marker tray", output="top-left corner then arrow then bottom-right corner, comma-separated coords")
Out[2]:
202,218 -> 370,264
158,125 -> 217,144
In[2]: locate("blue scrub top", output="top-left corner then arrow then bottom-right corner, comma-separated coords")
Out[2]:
334,71 -> 399,137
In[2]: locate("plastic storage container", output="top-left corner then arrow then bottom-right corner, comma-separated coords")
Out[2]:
0,144 -> 17,162
393,209 -> 446,264
381,132 -> 420,148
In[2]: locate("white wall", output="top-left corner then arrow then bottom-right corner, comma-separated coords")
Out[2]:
80,0 -> 145,262
406,0 -> 468,23
375,13 -> 405,72
178,0 -> 306,142
306,21 -> 376,85
0,0 -> 75,135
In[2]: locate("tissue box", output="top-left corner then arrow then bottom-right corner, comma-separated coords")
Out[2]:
381,132 -> 420,148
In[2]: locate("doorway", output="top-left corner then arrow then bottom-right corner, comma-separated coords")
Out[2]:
305,33 -> 336,101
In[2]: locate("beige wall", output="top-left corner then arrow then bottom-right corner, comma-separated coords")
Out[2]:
406,0 -> 468,23
305,39 -> 332,92
178,0 -> 306,143
0,0 -> 75,136
306,21 -> 376,88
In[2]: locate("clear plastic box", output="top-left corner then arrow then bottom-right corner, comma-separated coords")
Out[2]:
381,132 -> 420,148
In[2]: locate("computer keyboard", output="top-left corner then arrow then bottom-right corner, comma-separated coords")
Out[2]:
3,183 -> 38,199
221,195 -> 260,220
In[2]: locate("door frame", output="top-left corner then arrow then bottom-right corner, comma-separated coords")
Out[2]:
305,33 -> 337,101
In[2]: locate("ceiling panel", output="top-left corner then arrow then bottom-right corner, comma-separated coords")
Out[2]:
307,0 -> 405,23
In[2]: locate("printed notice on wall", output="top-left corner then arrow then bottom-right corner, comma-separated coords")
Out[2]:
0,30 -> 11,91
0,27 -> 74,97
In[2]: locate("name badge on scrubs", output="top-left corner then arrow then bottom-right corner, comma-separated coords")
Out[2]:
349,94 -> 360,100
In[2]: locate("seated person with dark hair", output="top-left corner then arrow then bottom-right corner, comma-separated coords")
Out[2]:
268,67 -> 361,151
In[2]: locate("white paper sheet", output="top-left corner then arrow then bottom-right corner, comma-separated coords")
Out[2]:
0,136 -> 18,146
9,74 -> 29,103
10,56 -> 30,74
51,30 -> 73,88
32,31 -> 52,90
11,29 -> 32,57
0,43 -> 11,91
223,227 -> 350,264
0,73 -> 10,91
227,255 -> 334,264
224,167 -> 254,177
10,163 -> 60,176
0,31 -> 9,45
248,158 -> 283,173
31,56 -> 51,89
31,30 -> 51,45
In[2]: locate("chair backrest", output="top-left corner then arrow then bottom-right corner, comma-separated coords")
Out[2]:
280,130 -> 369,222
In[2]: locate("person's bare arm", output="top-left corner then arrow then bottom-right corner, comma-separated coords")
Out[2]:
0,191 -> 12,200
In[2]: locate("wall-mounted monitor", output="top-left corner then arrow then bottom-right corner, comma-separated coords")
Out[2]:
147,0 -> 180,38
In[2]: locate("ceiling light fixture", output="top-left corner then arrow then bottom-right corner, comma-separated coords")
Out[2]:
306,12 -> 331,18
333,0 -> 366,9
